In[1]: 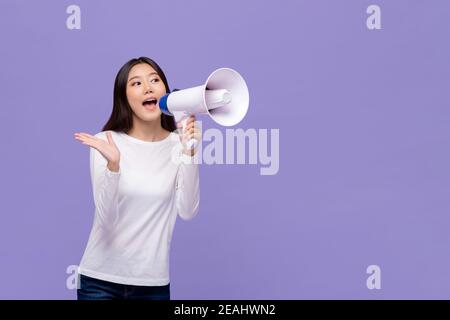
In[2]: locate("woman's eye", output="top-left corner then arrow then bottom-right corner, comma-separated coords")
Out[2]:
132,82 -> 141,86
150,78 -> 159,83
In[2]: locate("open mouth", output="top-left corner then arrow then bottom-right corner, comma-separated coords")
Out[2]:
142,98 -> 157,110
142,98 -> 157,106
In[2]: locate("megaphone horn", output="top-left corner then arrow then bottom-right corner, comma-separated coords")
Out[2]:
158,68 -> 250,149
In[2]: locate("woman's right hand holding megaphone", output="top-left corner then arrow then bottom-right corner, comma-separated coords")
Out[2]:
176,114 -> 202,157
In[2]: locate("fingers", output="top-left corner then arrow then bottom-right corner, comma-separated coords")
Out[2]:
177,115 -> 196,129
75,132 -> 96,139
179,118 -> 197,131
182,126 -> 194,137
184,121 -> 196,131
178,120 -> 201,153
74,132 -> 100,149
74,132 -> 94,141
186,115 -> 196,124
182,127 -> 201,142
74,136 -> 93,147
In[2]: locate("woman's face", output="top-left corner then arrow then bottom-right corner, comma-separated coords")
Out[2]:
126,63 -> 167,123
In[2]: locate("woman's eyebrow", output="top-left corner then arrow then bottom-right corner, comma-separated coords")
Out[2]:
128,72 -> 158,82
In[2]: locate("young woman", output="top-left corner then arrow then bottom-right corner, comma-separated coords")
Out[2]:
74,57 -> 201,300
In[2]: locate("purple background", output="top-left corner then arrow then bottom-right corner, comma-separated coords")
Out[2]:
1,0 -> 450,299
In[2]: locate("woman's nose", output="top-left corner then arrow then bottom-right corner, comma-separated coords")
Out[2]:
144,84 -> 153,94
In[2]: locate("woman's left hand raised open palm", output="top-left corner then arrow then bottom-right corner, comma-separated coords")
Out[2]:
74,131 -> 121,171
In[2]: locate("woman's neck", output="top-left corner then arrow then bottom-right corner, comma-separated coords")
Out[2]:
127,117 -> 169,142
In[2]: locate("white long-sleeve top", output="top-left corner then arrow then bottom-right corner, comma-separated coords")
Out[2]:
78,130 -> 200,286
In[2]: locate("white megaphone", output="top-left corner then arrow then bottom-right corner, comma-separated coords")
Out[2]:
158,68 -> 249,149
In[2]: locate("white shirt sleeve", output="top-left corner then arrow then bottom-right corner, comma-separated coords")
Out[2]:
175,154 -> 200,220
90,146 -> 121,228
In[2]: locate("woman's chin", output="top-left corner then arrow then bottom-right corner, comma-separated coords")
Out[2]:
134,112 -> 161,123
144,114 -> 161,122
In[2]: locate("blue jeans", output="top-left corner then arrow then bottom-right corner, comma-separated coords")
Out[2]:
77,274 -> 170,300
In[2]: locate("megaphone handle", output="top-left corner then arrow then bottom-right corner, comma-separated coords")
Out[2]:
180,113 -> 197,150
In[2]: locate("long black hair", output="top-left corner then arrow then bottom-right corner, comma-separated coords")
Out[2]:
102,57 -> 177,133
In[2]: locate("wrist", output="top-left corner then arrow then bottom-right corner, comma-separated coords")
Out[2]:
182,148 -> 197,157
107,161 -> 120,172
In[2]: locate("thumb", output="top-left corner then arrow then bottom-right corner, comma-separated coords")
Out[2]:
106,131 -> 115,145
